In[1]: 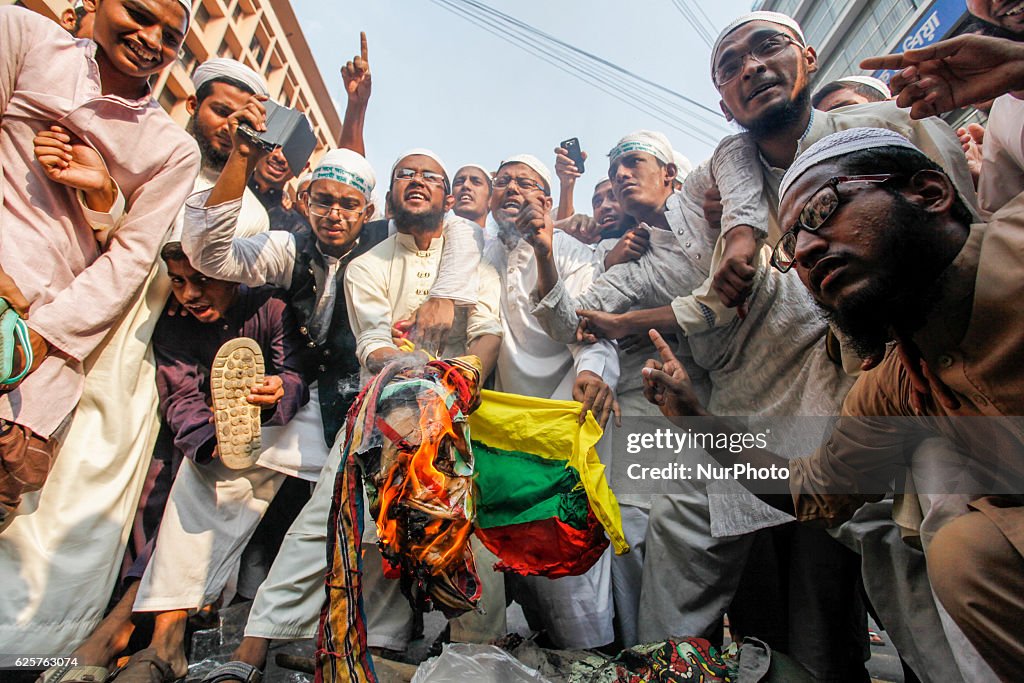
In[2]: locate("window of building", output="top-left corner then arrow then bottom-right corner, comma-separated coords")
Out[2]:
250,34 -> 267,66
195,2 -> 211,28
814,0 -> 922,86
178,42 -> 196,73
232,2 -> 244,22
158,86 -> 178,114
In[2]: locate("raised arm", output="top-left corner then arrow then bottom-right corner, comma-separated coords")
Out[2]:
338,31 -> 370,156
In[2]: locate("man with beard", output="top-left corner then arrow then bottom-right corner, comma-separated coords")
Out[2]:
451,164 -> 492,229
643,126 -> 1024,681
485,154 -> 620,650
180,148 -> 481,681
0,0 -> 199,658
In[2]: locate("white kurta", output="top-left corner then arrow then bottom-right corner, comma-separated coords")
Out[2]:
0,168 -> 268,653
977,94 -> 1024,216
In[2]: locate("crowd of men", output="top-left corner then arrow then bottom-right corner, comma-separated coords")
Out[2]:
0,0 -> 1022,681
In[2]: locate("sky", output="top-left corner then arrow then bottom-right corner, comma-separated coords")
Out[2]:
291,0 -> 755,207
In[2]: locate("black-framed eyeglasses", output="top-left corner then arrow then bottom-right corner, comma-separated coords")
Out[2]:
393,167 -> 447,187
770,174 -> 900,273
493,175 -> 547,193
714,32 -> 800,86
306,198 -> 366,220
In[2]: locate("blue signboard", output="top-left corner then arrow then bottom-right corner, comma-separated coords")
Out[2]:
873,0 -> 969,83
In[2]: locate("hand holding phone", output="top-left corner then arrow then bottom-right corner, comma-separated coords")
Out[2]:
558,137 -> 586,176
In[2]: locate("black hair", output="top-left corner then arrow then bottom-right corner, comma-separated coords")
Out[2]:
834,146 -> 973,226
160,241 -> 188,263
195,76 -> 257,106
812,80 -> 888,109
960,16 -> 1020,40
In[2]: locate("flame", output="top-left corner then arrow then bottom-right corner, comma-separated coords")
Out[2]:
374,384 -> 474,578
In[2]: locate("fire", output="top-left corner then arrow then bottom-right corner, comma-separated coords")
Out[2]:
368,362 -> 480,614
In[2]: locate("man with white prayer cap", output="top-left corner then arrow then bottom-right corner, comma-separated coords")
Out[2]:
177,145 -> 482,680
649,126 -> 1024,680
452,163 -> 493,228
530,8 -> 989,680
484,152 -> 621,650
812,75 -> 891,112
0,0 -> 199,661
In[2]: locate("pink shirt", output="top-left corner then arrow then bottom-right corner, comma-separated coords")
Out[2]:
0,7 -> 200,436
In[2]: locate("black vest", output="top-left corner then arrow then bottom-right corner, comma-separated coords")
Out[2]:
288,219 -> 389,444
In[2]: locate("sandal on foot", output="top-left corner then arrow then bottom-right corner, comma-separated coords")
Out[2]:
211,338 -> 264,470
0,298 -> 32,385
106,648 -> 180,683
35,664 -> 108,683
200,661 -> 263,683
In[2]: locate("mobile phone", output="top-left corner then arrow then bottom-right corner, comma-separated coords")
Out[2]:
560,137 -> 585,174
237,99 -> 318,175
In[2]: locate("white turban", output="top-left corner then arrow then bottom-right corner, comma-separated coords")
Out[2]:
311,148 -> 376,200
192,58 -> 269,97
779,128 -> 920,205
672,149 -> 694,179
835,75 -> 892,99
392,148 -> 450,186
609,130 -> 673,166
497,154 -> 552,193
711,11 -> 805,75
456,163 -> 493,186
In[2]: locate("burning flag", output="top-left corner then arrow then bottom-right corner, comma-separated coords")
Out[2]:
470,389 -> 628,578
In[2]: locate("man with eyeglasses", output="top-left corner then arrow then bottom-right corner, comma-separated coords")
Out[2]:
481,153 -> 620,650
179,147 -> 482,680
644,126 -> 1024,682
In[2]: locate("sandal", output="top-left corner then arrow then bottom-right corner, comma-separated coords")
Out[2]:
200,661 -> 263,683
210,338 -> 265,469
35,664 -> 108,683
0,298 -> 32,385
106,648 -> 181,683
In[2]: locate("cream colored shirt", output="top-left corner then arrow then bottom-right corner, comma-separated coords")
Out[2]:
343,232 -> 502,373
978,94 -> 1024,216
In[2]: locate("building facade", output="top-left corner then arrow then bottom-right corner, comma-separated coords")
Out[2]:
10,0 -> 341,170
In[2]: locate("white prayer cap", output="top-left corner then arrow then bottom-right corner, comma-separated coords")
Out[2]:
311,148 -> 376,200
711,11 -> 805,75
392,148 -> 450,185
192,58 -> 269,97
497,154 -> 553,193
176,0 -> 192,17
835,75 -> 892,99
672,149 -> 694,179
296,172 -> 313,191
455,163 -> 493,186
609,130 -> 673,166
779,128 -> 919,204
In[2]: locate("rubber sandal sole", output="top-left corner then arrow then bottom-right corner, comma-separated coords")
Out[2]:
211,337 -> 264,470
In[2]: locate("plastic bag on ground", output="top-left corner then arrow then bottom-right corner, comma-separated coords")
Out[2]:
411,643 -> 553,683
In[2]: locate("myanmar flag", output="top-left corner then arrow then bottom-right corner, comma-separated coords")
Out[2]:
469,389 -> 628,578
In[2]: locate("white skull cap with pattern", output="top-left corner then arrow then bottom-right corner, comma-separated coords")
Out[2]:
779,128 -> 920,206
498,154 -> 553,192
609,130 -> 673,166
191,58 -> 269,97
456,163 -> 493,186
672,149 -> 694,179
311,148 -> 376,200
392,148 -> 450,185
836,75 -> 892,99
711,11 -> 805,77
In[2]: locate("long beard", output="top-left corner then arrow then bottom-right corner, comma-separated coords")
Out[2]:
186,117 -> 230,172
745,86 -> 810,141
820,197 -> 942,359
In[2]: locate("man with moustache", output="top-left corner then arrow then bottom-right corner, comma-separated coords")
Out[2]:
642,126 -> 1024,681
485,153 -> 620,650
